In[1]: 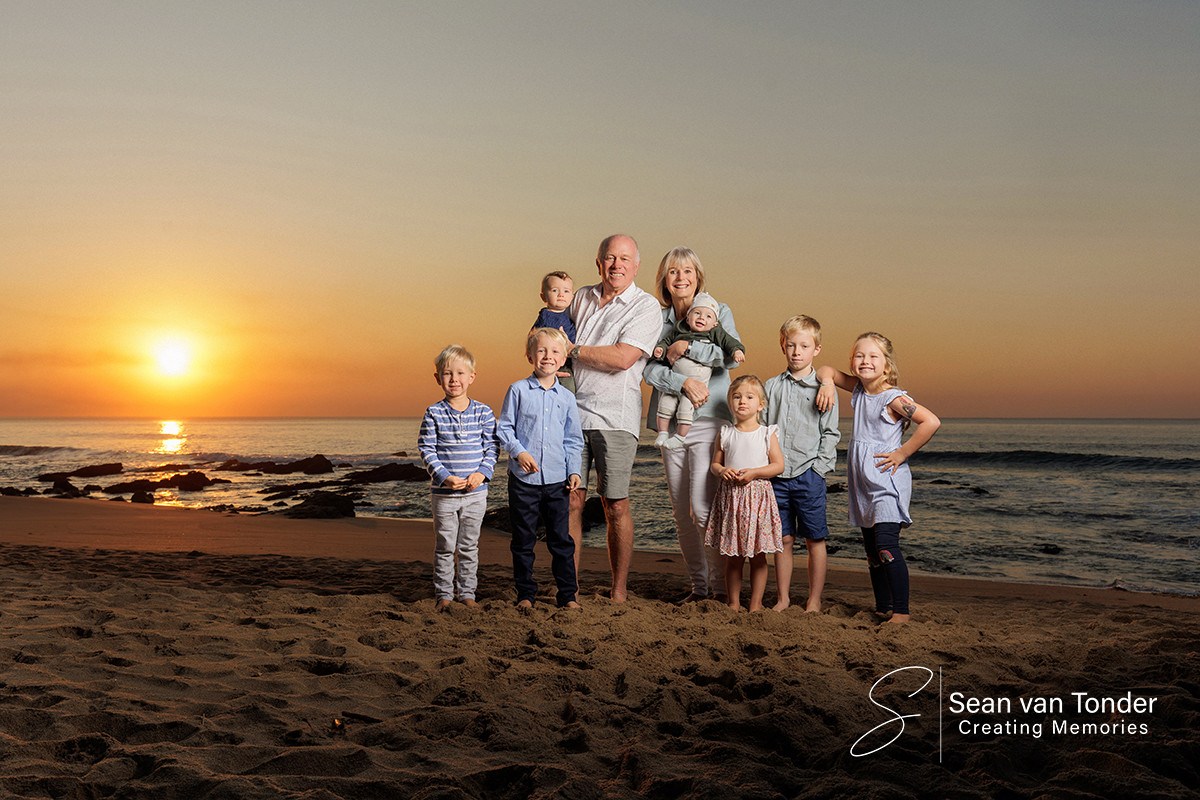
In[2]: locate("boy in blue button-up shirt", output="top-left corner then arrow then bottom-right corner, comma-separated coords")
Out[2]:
496,328 -> 584,608
764,315 -> 840,613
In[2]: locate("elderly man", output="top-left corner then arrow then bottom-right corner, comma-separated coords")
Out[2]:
567,234 -> 663,602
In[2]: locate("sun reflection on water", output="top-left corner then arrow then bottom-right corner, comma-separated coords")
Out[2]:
156,420 -> 187,455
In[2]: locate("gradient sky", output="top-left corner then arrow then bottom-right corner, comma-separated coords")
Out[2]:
3,1 -> 1197,419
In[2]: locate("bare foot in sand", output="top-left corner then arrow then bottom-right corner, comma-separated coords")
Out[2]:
435,599 -> 451,612
805,598 -> 822,613
886,613 -> 910,625
773,597 -> 791,612
461,598 -> 478,609
564,600 -> 581,609
678,591 -> 706,605
610,589 -> 627,603
516,599 -> 533,610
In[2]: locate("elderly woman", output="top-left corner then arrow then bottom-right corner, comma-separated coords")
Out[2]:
643,247 -> 742,603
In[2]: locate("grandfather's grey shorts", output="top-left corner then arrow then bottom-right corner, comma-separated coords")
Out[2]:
581,429 -> 638,500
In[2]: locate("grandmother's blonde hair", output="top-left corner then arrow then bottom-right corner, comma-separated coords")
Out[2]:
653,247 -> 707,308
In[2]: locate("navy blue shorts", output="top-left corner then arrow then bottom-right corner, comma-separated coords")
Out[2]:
771,468 -> 830,542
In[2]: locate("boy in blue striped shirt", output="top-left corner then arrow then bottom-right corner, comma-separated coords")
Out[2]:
418,344 -> 498,611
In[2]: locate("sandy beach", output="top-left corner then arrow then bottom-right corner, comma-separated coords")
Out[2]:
0,496 -> 1196,799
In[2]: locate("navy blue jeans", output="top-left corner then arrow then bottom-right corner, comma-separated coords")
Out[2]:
861,522 -> 909,615
508,477 -> 578,606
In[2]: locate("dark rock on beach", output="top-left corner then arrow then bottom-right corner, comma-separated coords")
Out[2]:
344,462 -> 428,484
50,478 -> 85,498
130,491 -> 154,504
580,496 -> 607,532
279,491 -> 357,519
164,471 -> 230,492
483,505 -> 548,539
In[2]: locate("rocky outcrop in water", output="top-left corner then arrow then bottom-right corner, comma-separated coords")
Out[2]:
105,471 -> 232,494
36,463 -> 123,482
216,456 -> 334,475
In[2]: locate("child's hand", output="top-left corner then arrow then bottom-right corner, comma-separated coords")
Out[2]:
874,451 -> 907,474
815,383 -> 837,413
516,453 -> 540,474
567,473 -> 581,491
442,476 -> 468,491
465,472 -> 487,490
732,349 -> 745,364
665,340 -> 689,366
653,346 -> 665,359
719,466 -> 744,483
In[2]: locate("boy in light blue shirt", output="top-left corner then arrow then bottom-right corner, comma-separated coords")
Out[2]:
496,327 -> 584,608
764,315 -> 840,612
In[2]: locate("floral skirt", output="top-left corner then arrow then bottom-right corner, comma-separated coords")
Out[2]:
704,478 -> 784,558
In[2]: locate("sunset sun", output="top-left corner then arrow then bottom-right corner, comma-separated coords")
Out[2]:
152,340 -> 192,377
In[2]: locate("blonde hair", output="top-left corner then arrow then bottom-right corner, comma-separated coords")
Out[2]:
434,344 -> 476,373
780,314 -> 822,346
526,327 -> 571,359
727,374 -> 767,423
540,270 -> 572,295
852,332 -> 900,387
653,247 -> 707,308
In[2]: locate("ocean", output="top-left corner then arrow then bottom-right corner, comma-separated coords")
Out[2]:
1,418 -> 1196,596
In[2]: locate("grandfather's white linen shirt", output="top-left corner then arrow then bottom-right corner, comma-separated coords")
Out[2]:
569,281 -> 663,436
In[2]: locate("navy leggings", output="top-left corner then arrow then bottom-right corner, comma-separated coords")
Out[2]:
861,522 -> 909,615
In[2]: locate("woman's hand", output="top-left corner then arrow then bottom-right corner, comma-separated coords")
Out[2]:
665,339 -> 689,366
681,378 -> 709,409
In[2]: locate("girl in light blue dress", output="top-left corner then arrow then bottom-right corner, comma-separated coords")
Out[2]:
816,332 -> 940,624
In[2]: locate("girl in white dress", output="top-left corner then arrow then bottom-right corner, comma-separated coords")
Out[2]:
816,333 -> 941,624
704,375 -> 785,611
